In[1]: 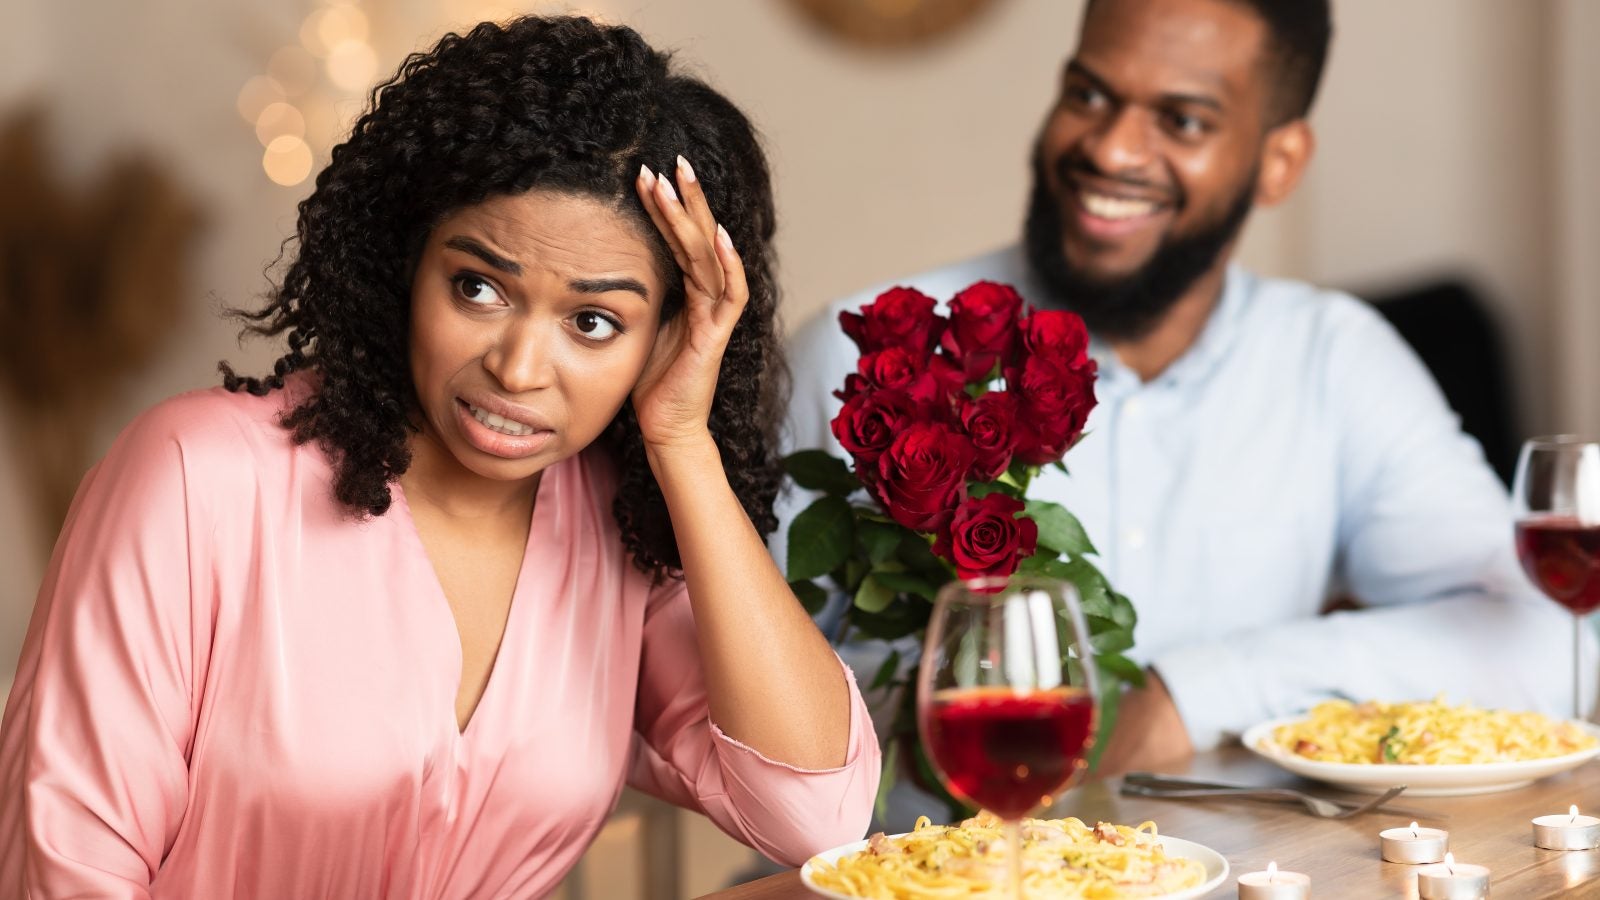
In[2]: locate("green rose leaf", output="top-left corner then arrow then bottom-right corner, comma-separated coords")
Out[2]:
857,519 -> 904,565
870,649 -> 903,690
1108,590 -> 1138,630
970,481 -> 1022,500
783,449 -> 860,496
1025,500 -> 1096,557
1058,556 -> 1112,618
789,580 -> 829,615
854,573 -> 895,613
1095,652 -> 1146,687
848,596 -> 933,641
787,495 -> 854,582
874,736 -> 898,823
872,570 -> 940,602
1088,617 -> 1135,655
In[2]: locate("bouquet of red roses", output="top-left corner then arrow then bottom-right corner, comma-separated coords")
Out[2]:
784,281 -> 1139,811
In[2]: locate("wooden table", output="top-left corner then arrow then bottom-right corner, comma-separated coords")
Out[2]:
699,747 -> 1600,898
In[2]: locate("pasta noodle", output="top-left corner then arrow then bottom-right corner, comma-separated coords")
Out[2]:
807,812 -> 1207,899
1268,698 -> 1597,765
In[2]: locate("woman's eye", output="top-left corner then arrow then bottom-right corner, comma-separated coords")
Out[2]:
453,274 -> 502,306
573,310 -> 621,341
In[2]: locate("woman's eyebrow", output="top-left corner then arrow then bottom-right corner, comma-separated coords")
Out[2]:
443,236 -> 522,275
570,277 -> 651,302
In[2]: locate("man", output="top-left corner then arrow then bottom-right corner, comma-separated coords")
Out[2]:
779,0 -> 1592,782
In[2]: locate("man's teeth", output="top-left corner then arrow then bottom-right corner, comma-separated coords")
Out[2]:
1081,191 -> 1158,221
469,404 -> 538,437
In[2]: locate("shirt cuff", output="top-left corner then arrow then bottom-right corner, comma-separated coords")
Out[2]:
1150,641 -> 1270,753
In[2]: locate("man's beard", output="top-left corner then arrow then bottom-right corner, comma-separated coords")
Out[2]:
1023,152 -> 1256,342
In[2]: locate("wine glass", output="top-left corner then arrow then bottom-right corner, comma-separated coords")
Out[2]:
917,576 -> 1098,900
1512,436 -> 1600,720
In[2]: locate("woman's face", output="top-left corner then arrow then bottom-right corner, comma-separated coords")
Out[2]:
408,189 -> 667,485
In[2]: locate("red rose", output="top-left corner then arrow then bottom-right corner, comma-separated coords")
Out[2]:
959,391 -> 1020,482
840,286 -> 945,357
1017,309 -> 1090,369
933,493 -> 1039,581
1012,356 -> 1097,465
857,347 -> 921,392
940,281 -> 1023,380
833,373 -> 871,403
831,389 -> 919,472
873,422 -> 974,532
915,353 -> 968,406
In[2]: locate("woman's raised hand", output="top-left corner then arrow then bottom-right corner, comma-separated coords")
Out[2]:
630,156 -> 748,452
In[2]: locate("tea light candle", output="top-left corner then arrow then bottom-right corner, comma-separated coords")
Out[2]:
1381,821 -> 1449,864
1416,853 -> 1490,899
1532,805 -> 1600,850
1237,861 -> 1311,899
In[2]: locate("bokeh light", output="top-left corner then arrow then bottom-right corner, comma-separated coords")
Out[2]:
254,102 -> 307,146
235,75 -> 287,124
268,45 -> 320,97
313,7 -> 370,55
326,41 -> 380,92
262,135 -> 315,187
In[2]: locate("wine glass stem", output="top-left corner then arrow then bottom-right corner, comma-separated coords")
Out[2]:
1005,818 -> 1023,900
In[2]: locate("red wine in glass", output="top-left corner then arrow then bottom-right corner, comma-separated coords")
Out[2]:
1516,516 -> 1600,615
918,576 -> 1097,900
926,687 -> 1095,820
1512,436 -> 1600,720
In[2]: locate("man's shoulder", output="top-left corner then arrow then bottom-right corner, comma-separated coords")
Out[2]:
792,245 -> 1031,342
1231,266 -> 1403,357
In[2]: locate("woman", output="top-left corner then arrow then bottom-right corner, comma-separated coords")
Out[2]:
0,16 -> 878,897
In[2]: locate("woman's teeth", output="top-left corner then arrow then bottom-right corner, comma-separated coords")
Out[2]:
1080,190 -> 1159,220
469,404 -> 538,437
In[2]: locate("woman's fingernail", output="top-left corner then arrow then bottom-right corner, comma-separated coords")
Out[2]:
677,155 -> 696,182
640,164 -> 653,182
716,223 -> 733,251
656,172 -> 678,203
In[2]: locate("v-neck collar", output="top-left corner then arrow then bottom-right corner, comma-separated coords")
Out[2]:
389,459 -> 558,740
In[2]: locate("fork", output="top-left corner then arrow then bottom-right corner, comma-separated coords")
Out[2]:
1120,774 -> 1427,819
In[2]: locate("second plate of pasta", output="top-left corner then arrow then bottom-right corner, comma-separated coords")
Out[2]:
1243,699 -> 1600,796
800,815 -> 1228,900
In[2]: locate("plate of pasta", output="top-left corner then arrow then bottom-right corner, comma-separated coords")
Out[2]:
1244,698 -> 1600,796
801,813 -> 1227,899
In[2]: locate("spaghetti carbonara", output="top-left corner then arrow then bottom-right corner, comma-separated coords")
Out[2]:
1269,698 -> 1596,765
807,812 -> 1207,899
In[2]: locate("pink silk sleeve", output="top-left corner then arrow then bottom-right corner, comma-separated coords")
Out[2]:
626,579 -> 880,867
0,401 -> 209,897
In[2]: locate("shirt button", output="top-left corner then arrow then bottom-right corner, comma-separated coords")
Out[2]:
1125,527 -> 1146,550
1124,397 -> 1144,418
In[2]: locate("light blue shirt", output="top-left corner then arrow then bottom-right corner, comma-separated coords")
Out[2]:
776,244 -> 1595,752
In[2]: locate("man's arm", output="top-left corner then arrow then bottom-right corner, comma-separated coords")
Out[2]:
1151,298 -> 1593,752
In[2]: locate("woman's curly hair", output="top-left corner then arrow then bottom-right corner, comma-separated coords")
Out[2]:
222,15 -> 787,576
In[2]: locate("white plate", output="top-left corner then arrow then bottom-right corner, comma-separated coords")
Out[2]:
800,831 -> 1228,900
1243,716 -> 1600,797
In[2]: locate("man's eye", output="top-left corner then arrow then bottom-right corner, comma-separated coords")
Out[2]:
453,275 -> 502,305
573,310 -> 621,341
1065,84 -> 1106,109
1165,112 -> 1207,138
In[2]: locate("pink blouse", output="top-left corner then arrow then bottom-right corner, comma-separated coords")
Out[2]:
0,383 -> 878,898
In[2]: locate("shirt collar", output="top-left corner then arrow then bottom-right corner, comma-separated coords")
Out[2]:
1088,263 -> 1253,394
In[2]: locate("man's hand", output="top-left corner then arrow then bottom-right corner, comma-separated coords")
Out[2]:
1095,670 -> 1194,777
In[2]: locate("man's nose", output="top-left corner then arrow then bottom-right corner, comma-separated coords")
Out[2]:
1081,106 -> 1157,178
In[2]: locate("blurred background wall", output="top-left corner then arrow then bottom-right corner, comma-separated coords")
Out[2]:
0,0 -> 1596,893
